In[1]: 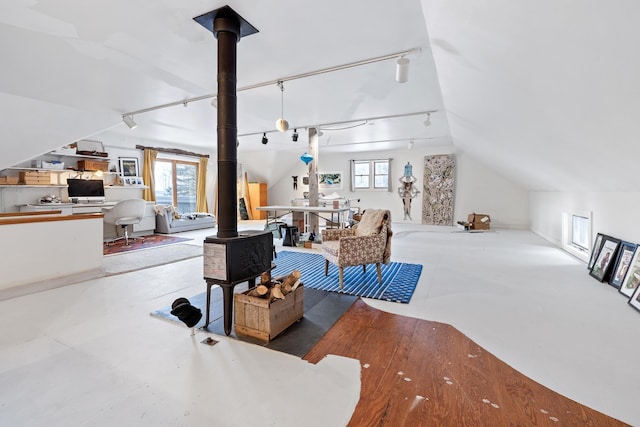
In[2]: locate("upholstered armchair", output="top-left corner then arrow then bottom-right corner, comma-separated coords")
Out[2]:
321,209 -> 392,289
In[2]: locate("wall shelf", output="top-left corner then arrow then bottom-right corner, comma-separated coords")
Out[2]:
49,152 -> 110,160
0,185 -> 67,188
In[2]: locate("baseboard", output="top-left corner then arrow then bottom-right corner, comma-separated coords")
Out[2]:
0,268 -> 105,301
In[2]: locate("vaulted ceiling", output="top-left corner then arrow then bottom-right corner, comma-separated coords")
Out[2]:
1,0 -> 638,192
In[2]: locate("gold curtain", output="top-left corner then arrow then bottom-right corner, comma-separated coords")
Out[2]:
142,149 -> 158,201
197,157 -> 209,212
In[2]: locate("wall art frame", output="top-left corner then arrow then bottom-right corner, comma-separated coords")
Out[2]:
119,157 -> 139,177
609,241 -> 637,289
627,281 -> 640,312
619,247 -> 640,298
588,233 -> 605,271
589,236 -> 620,282
318,171 -> 343,190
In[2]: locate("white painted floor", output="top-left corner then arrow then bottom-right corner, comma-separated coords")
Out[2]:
1,221 -> 639,426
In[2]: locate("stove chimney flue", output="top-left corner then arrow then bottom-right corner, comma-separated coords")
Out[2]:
194,6 -> 258,239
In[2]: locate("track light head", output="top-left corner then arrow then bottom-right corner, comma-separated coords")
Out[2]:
261,133 -> 268,145
424,112 -> 431,127
408,139 -> 414,150
396,57 -> 410,83
210,96 -> 218,108
122,115 -> 137,130
292,129 -> 299,142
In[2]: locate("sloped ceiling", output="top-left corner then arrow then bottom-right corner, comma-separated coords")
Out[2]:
422,0 -> 640,192
3,1 -> 636,192
0,0 -> 448,180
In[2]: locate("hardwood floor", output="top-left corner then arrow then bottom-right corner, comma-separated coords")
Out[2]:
303,300 -> 628,426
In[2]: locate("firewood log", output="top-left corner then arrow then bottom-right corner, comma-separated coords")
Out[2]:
260,271 -> 271,285
271,284 -> 285,300
282,282 -> 292,295
291,279 -> 302,292
247,284 -> 270,298
281,270 -> 301,288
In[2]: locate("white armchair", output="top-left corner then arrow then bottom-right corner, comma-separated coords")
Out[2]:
102,198 -> 147,246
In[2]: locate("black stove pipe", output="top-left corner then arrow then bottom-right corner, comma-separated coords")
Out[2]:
213,15 -> 240,239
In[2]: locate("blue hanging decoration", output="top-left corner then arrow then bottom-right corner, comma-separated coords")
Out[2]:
300,152 -> 314,165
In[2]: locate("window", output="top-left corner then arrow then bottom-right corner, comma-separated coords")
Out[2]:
352,159 -> 390,190
154,159 -> 198,213
561,211 -> 591,262
571,214 -> 589,251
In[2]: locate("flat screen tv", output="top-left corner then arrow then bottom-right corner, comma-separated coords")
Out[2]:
67,179 -> 105,202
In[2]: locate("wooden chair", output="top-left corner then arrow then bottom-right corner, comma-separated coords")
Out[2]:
321,209 -> 392,289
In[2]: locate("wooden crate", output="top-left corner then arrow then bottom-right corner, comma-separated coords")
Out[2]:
0,176 -> 19,185
19,171 -> 51,185
234,285 -> 304,341
77,159 -> 109,171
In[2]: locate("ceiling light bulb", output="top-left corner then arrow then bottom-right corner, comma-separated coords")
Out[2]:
122,115 -> 137,129
396,57 -> 410,83
261,133 -> 268,145
276,118 -> 289,132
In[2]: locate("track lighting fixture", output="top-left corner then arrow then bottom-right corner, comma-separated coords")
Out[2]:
396,57 -> 410,83
408,139 -> 414,150
122,114 -> 137,129
275,81 -> 289,132
292,129 -> 299,142
211,96 -> 217,108
261,133 -> 268,145
423,112 -> 431,127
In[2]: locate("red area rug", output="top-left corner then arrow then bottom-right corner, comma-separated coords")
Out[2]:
103,234 -> 193,255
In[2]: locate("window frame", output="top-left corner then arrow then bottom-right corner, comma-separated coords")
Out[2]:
154,158 -> 199,212
351,158 -> 391,191
561,210 -> 592,262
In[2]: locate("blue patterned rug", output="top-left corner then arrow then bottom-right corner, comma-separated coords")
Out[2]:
273,250 -> 421,303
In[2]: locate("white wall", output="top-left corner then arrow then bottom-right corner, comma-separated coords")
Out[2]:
530,191 -> 640,247
249,145 -> 529,229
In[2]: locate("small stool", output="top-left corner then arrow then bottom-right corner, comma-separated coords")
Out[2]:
281,225 -> 299,247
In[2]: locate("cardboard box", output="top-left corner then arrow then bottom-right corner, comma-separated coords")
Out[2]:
19,171 -> 51,185
77,160 -> 109,171
234,285 -> 304,341
468,213 -> 491,230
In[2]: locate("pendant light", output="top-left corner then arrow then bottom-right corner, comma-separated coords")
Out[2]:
275,81 -> 289,132
300,152 -> 314,165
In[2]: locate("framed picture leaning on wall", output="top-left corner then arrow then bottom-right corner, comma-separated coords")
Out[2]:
620,248 -> 640,298
609,241 -> 637,289
588,233 -> 606,271
628,282 -> 640,312
589,236 -> 620,282
119,157 -> 139,177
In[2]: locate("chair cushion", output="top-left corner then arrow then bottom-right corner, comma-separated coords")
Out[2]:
323,240 -> 340,257
355,209 -> 386,236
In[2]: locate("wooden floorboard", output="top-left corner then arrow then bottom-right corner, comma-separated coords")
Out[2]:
303,299 -> 628,427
